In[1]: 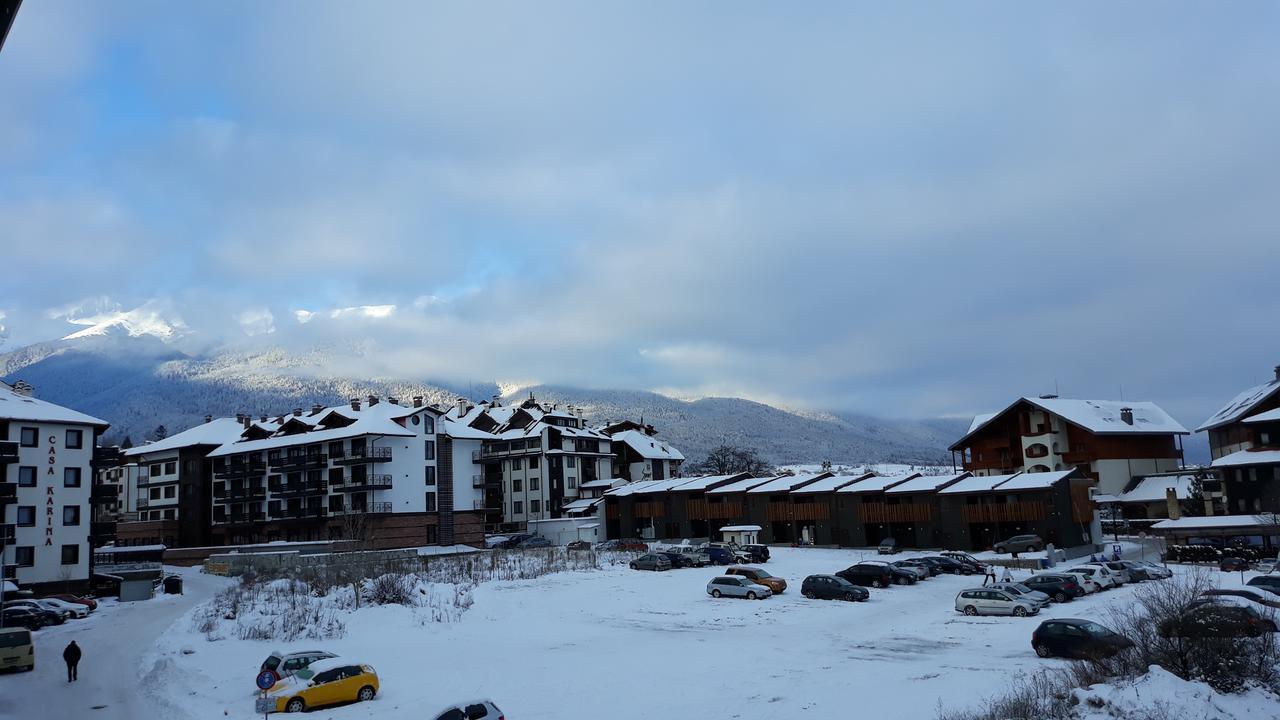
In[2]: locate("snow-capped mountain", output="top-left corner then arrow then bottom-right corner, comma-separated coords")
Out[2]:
0,334 -> 964,465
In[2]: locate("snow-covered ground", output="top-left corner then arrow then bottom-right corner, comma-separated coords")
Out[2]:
4,550 -> 1276,720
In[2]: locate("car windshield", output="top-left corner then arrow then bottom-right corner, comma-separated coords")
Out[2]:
1008,584 -> 1032,593
1080,622 -> 1111,636
752,570 -> 772,578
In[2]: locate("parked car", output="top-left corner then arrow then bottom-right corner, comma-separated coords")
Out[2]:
893,559 -> 937,578
725,566 -> 787,594
1056,570 -> 1102,594
565,540 -> 592,551
1201,588 -> 1280,611
940,551 -> 987,574
1032,619 -> 1133,659
265,659 -> 379,713
877,537 -> 898,555
1256,558 -> 1278,573
630,553 -> 672,571
1022,574 -> 1083,603
433,700 -> 505,720
47,594 -> 97,612
1113,561 -> 1155,582
671,545 -> 711,567
517,536 -> 554,549
801,574 -> 869,602
483,535 -> 511,549
741,544 -> 771,563
1158,602 -> 1278,638
920,556 -> 974,575
3,600 -> 67,624
990,582 -> 1051,610
0,607 -> 46,632
706,576 -> 772,600
496,533 -> 532,548
261,650 -> 338,679
836,563 -> 895,589
1130,561 -> 1172,580
859,560 -> 918,586
0,627 -> 34,672
1099,561 -> 1133,584
597,538 -> 649,552
1247,576 -> 1280,596
703,547 -> 739,566
993,534 -> 1044,554
1067,565 -> 1121,590
657,551 -> 697,569
1220,556 -> 1252,572
955,588 -> 1039,617
35,597 -> 89,619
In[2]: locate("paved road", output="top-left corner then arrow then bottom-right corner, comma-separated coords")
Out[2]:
0,567 -> 224,720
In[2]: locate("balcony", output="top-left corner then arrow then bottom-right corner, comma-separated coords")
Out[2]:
90,484 -> 120,504
858,502 -> 932,524
223,511 -> 267,525
0,441 -> 18,464
91,446 -> 122,469
226,483 -> 267,499
961,501 -> 1048,524
334,501 -> 393,516
332,446 -> 392,466
90,520 -> 116,541
214,461 -> 267,480
0,482 -> 15,505
137,496 -> 150,509
0,523 -> 14,543
272,481 -> 329,499
472,474 -> 485,488
269,453 -> 329,470
335,474 -> 392,492
274,506 -> 327,520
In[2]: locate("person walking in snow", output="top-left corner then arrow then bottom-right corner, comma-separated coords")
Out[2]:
63,640 -> 81,682
1001,566 -> 1013,583
983,564 -> 997,586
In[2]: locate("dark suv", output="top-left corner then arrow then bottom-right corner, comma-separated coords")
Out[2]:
1021,574 -> 1083,603
836,563 -> 896,588
1158,602 -> 1278,638
741,545 -> 770,563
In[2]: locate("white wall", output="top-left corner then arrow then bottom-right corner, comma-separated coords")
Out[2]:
450,437 -> 484,511
526,518 -> 602,545
2,421 -> 93,586
1092,458 -> 1181,496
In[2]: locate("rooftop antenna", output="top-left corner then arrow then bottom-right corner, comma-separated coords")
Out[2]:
1054,378 -> 1059,397
1119,383 -> 1125,401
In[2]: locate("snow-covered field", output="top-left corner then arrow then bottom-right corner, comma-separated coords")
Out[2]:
133,547 -> 1276,720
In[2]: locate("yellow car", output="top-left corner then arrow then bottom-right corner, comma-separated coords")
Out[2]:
266,659 -> 379,713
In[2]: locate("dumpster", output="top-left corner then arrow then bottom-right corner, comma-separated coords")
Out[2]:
162,575 -> 183,595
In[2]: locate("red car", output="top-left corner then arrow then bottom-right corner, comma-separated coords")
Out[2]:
47,594 -> 97,612
596,539 -> 649,552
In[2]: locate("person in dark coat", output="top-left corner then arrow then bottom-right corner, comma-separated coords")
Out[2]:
63,641 -> 81,682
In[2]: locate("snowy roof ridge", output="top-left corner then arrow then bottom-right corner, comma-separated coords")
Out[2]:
952,396 -> 1187,450
611,428 -> 685,461
123,417 -> 247,457
0,381 -> 109,427
1197,377 -> 1280,432
836,472 -> 921,494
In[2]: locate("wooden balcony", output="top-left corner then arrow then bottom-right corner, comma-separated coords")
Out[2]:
634,501 -> 666,518
859,502 -> 933,524
961,501 -> 1047,523
764,503 -> 830,522
1070,484 -> 1095,523
686,498 -> 742,520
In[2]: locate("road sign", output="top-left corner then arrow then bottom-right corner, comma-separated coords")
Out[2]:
255,696 -> 274,714
256,669 -> 279,690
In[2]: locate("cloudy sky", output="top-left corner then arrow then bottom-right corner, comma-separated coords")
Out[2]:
1,2 -> 1278,426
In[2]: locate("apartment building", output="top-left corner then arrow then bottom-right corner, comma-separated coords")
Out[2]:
204,396 -> 484,548
950,395 -> 1187,495
602,420 -> 684,482
1198,364 -> 1280,514
0,380 -> 111,594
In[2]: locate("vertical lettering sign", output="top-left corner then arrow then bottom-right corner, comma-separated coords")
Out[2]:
46,433 -> 57,546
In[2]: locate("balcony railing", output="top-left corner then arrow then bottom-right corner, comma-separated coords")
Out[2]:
333,501 -> 392,516
332,446 -> 392,465
472,474 -> 485,488
0,482 -> 15,505
336,474 -> 392,492
279,506 -> 327,520
223,511 -> 267,524
0,523 -> 14,543
961,501 -> 1048,523
90,485 -> 120,504
269,453 -> 328,470
137,496 -> 150,509
858,502 -> 931,524
90,520 -> 116,540
214,461 -> 268,479
272,481 -> 329,499
226,483 -> 267,499
0,441 -> 19,463
91,446 -> 122,468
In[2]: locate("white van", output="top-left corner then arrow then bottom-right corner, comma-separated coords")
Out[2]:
0,627 -> 34,672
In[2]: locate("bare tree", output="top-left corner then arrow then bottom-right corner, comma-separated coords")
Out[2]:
694,445 -> 771,475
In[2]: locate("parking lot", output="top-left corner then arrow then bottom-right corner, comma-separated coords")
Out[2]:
138,546 -> 1197,719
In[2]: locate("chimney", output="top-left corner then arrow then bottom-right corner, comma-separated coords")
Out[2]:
235,413 -> 244,423
260,415 -> 268,423
367,395 -> 379,406
388,397 -> 399,405
293,408 -> 302,417
311,403 -> 324,415
204,414 -> 213,424
1120,407 -> 1134,425
1165,487 -> 1181,520
456,397 -> 467,415
1274,364 -> 1280,381
11,380 -> 33,397
412,396 -> 423,408
1039,393 -> 1058,400
351,397 -> 361,411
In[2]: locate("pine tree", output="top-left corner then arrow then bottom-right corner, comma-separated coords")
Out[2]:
121,436 -> 134,449
151,425 -> 168,441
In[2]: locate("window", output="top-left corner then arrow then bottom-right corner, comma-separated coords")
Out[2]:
18,466 -> 36,487
425,466 -> 436,486
513,458 -> 523,471
568,477 -> 577,489
513,501 -> 523,514
66,429 -> 83,449
15,547 -> 34,567
164,462 -> 176,475
424,440 -> 435,460
150,463 -> 162,476
64,467 -> 82,487
61,544 -> 80,565
329,441 -> 344,458
426,493 -> 437,512
425,525 -> 439,544
531,499 -> 541,514
19,427 -> 38,447
151,487 -> 162,500
529,456 -> 539,469
163,486 -> 176,499
512,478 -> 523,492
530,477 -> 540,491
16,506 -> 35,526
411,414 -> 420,426
63,506 -> 80,526
423,416 -> 435,434
567,455 -> 576,468
163,509 -> 176,520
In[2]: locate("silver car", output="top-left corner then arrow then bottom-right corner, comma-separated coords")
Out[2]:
955,588 -> 1039,617
707,575 -> 773,600
1069,564 -> 1122,590
990,582 -> 1050,609
672,545 -> 711,567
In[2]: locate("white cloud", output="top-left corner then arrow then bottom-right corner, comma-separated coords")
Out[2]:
236,308 -> 276,336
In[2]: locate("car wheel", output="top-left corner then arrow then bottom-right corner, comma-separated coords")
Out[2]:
747,591 -> 758,600
711,589 -> 721,598
803,590 -> 816,599
357,685 -> 376,702
1013,606 -> 1028,617
961,568 -> 973,576
1054,591 -> 1068,603
963,605 -> 978,616
995,546 -> 1005,554
629,563 -> 637,570
843,592 -> 855,602
873,579 -> 886,588
24,663 -> 34,672
286,698 -> 305,713
1034,643 -> 1051,658
894,576 -> 907,586
1032,545 -> 1043,553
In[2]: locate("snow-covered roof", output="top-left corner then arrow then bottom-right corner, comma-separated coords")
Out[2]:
208,401 -> 420,457
579,478 -> 625,490
789,473 -> 873,494
746,472 -> 832,494
1150,514 -> 1280,531
123,418 -> 246,457
719,525 -> 762,532
1099,473 -> 1197,503
668,474 -> 750,491
952,397 -> 1187,450
993,469 -> 1076,491
707,475 -> 778,494
1198,377 -> 1280,432
632,477 -> 701,493
837,473 -> 920,494
611,429 -> 685,461
562,498 -> 601,512
1211,449 -> 1280,468
1243,408 -> 1280,425
605,480 -> 665,497
938,472 -> 1022,495
884,472 -> 970,495
0,382 -> 108,427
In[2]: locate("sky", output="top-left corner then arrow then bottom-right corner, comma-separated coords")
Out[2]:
1,2 -> 1278,427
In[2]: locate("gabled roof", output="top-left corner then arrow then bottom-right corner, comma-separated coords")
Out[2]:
1211,449 -> 1280,468
611,429 -> 684,461
937,472 -> 1022,495
604,480 -> 666,497
992,468 -> 1078,491
745,472 -> 832,494
884,472 -> 970,495
208,400 -> 420,457
1198,377 -> 1280,432
951,396 -> 1188,450
707,475 -> 778,494
1096,473 -> 1197,504
667,473 -> 752,492
0,382 -> 108,427
837,472 -> 920,494
1151,513 -> 1280,531
580,478 -> 626,490
789,473 -> 874,494
1243,408 -> 1280,425
123,418 -> 246,457
562,497 -> 602,513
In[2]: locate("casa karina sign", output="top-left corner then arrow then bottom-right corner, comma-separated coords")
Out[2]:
46,433 -> 57,546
